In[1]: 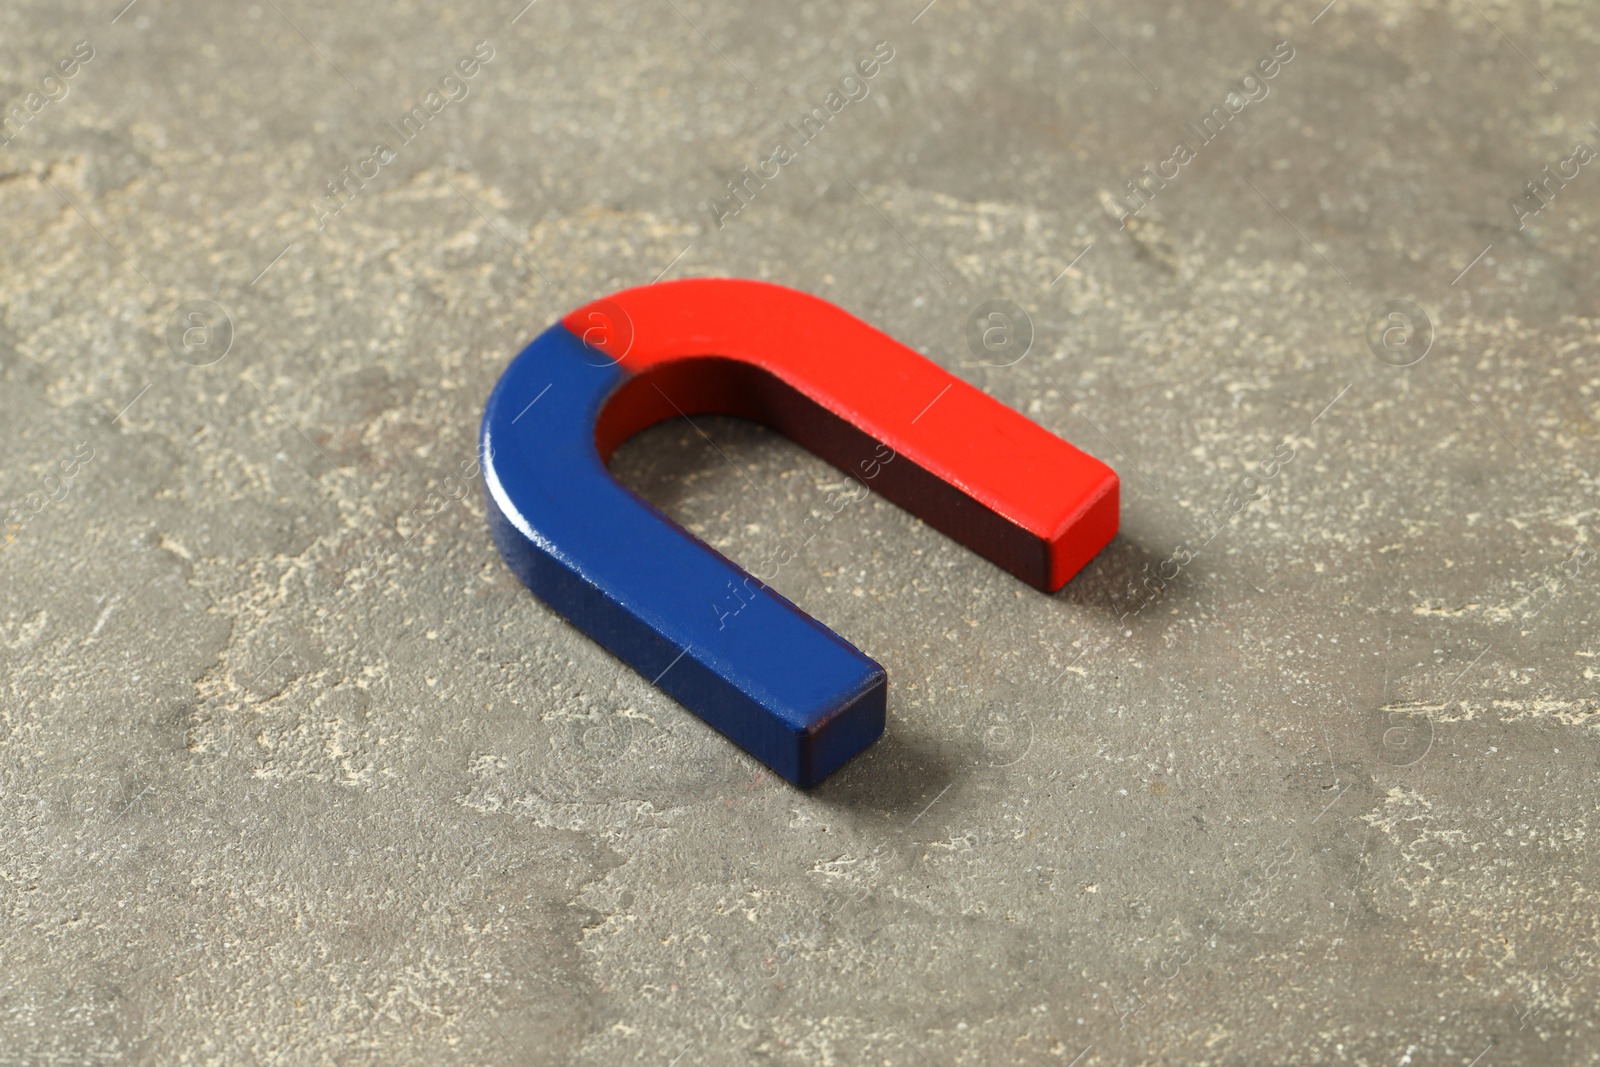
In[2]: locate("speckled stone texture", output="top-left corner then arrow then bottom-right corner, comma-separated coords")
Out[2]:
1,1 -> 1598,1064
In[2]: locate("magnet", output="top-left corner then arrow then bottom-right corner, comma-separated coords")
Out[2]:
481,278 -> 1118,786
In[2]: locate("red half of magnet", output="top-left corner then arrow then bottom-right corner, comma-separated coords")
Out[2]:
563,278 -> 1119,591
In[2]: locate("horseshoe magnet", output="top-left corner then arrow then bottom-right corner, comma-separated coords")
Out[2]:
481,278 -> 1118,786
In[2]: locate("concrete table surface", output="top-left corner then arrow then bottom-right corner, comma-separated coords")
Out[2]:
2,1 -> 1597,1064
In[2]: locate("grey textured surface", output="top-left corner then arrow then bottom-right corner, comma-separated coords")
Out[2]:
2,1 -> 1599,1064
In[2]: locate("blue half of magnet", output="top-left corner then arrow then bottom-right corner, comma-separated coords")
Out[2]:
480,322 -> 886,787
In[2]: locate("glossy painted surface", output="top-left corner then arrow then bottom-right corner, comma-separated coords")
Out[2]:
484,280 -> 1119,785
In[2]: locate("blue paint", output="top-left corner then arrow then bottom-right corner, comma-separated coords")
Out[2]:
480,323 -> 886,787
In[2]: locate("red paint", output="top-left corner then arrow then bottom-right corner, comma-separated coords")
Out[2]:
565,278 -> 1118,591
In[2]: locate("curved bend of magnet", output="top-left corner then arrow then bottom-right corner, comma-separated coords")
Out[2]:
481,278 -> 1119,787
